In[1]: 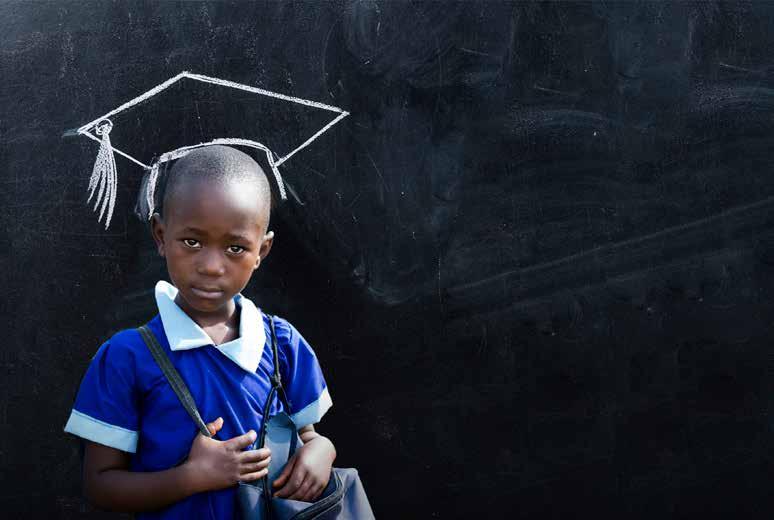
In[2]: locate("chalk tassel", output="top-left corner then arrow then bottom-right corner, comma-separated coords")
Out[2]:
87,119 -> 117,229
146,162 -> 160,219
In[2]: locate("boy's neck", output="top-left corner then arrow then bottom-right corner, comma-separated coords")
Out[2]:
173,295 -> 241,345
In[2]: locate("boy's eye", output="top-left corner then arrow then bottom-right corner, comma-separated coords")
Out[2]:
183,239 -> 201,248
227,245 -> 245,254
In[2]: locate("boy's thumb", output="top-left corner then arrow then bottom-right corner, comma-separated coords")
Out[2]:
206,416 -> 224,436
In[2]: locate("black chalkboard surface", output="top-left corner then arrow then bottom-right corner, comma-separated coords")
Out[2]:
3,2 -> 774,518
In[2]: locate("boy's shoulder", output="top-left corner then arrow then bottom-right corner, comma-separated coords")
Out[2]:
91,316 -> 163,362
261,312 -> 311,347
261,312 -> 322,369
262,311 -> 294,335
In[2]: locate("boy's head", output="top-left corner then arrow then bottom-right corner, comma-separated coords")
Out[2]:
151,145 -> 275,317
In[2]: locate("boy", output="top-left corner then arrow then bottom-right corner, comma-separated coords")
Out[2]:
64,145 -> 336,518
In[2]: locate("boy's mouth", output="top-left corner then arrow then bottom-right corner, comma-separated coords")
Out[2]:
190,287 -> 225,300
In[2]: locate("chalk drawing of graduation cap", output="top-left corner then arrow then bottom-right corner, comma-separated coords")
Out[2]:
67,72 -> 349,229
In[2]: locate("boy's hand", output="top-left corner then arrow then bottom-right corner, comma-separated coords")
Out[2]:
184,417 -> 272,493
272,436 -> 335,501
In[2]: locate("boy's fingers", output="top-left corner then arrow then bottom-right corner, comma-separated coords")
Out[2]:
224,429 -> 257,450
239,468 -> 269,482
205,417 -> 224,436
239,447 -> 271,463
308,482 -> 325,501
287,478 -> 314,501
272,455 -> 296,489
274,473 -> 307,499
274,463 -> 307,498
241,457 -> 271,474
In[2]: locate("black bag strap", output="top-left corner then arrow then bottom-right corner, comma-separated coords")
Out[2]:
257,315 -> 293,448
136,314 -> 291,444
138,325 -> 212,437
269,315 -> 292,412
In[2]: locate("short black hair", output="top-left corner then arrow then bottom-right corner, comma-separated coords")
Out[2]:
153,145 -> 274,222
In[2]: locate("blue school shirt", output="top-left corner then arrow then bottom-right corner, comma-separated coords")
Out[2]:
63,280 -> 333,519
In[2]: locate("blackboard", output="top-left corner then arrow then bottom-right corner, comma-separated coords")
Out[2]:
3,1 -> 774,518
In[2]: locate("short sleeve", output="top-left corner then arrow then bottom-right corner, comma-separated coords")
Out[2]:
63,333 -> 141,453
275,318 -> 333,429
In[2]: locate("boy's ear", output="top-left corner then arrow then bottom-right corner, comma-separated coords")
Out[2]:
150,213 -> 166,257
255,230 -> 274,269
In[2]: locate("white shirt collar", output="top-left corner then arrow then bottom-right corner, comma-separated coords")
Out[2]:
154,280 -> 266,373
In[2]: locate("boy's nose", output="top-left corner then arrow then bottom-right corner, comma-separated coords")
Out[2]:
196,250 -> 226,276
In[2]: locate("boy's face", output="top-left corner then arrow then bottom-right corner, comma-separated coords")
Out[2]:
151,177 -> 273,320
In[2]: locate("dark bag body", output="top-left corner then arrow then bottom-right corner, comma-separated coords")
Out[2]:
137,315 -> 375,520
239,464 -> 373,520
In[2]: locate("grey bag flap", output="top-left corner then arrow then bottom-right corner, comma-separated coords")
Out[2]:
264,411 -> 303,485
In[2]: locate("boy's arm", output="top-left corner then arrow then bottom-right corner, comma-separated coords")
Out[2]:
298,424 -> 334,445
83,417 -> 271,512
84,442 -> 199,512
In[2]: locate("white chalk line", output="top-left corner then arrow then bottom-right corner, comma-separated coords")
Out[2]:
85,125 -> 119,228
76,71 -> 346,225
142,138 -> 289,217
159,139 -> 286,201
185,72 -> 346,113
80,130 -> 151,170
77,71 -> 189,135
276,111 -> 349,166
78,71 -> 346,136
78,70 -> 348,171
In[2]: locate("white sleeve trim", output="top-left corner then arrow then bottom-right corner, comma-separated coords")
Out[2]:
290,386 -> 333,428
63,409 -> 139,453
